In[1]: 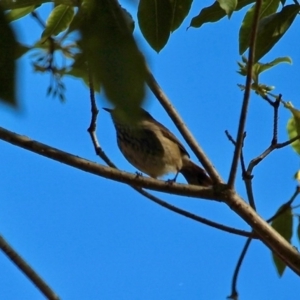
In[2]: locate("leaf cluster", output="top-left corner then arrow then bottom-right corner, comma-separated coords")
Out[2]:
1,0 -> 299,109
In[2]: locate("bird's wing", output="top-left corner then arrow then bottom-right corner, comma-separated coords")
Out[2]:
152,119 -> 190,158
140,108 -> 190,158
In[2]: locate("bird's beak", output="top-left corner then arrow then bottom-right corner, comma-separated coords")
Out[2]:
103,107 -> 112,113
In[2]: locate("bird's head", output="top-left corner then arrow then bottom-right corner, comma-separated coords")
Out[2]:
103,107 -> 154,125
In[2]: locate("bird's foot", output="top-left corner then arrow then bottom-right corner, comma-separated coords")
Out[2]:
166,178 -> 175,185
135,171 -> 143,178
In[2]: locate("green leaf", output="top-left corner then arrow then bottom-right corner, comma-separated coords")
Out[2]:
217,0 -> 237,18
170,0 -> 193,32
138,0 -> 172,52
0,7 -> 17,107
6,5 -> 36,22
271,205 -> 293,276
66,53 -> 100,92
190,1 -> 226,27
79,0 -> 146,112
286,102 -> 300,154
121,7 -> 135,33
254,56 -> 292,76
190,0 -> 254,28
239,0 -> 280,55
273,254 -> 286,277
14,42 -> 31,59
237,56 -> 292,81
255,4 -> 300,62
41,4 -> 74,41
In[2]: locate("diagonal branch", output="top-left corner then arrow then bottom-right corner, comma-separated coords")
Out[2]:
145,66 -> 222,184
0,126 -> 219,200
229,187 -> 299,296
228,0 -> 262,188
0,235 -> 59,300
135,188 -> 254,237
1,126 -> 300,274
225,189 -> 300,276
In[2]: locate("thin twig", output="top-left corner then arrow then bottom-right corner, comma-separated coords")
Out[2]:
248,134 -> 300,174
228,237 -> 253,300
87,67 -> 98,133
271,95 -> 281,145
293,204 -> 300,210
86,65 -> 115,165
225,130 -> 256,209
225,130 -> 247,178
86,71 -> 252,237
31,11 -> 46,28
244,180 -> 256,210
145,66 -> 222,184
228,0 -> 262,188
136,188 -> 254,237
0,235 -> 59,300
267,186 -> 300,223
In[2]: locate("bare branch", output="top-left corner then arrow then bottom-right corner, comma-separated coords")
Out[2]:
229,186 -> 299,297
0,235 -> 59,300
248,134 -> 300,174
145,66 -> 222,184
271,95 -> 281,145
228,0 -> 262,188
135,188 -> 254,237
244,179 -> 256,210
225,130 -> 247,178
226,130 -> 256,209
1,126 -> 300,274
228,237 -> 253,300
0,127 -> 218,199
86,66 -> 115,166
226,190 -> 300,276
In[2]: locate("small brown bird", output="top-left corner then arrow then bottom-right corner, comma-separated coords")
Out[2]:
104,107 -> 212,186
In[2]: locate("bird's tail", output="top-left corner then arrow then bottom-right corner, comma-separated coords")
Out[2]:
180,159 -> 212,186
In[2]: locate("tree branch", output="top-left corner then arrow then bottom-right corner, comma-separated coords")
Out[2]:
0,126 -> 218,200
225,130 -> 256,209
225,189 -> 300,275
145,66 -> 222,184
228,237 -> 253,299
247,134 -> 300,174
134,188 -> 254,237
1,126 -> 300,274
0,235 -> 59,300
228,0 -> 262,188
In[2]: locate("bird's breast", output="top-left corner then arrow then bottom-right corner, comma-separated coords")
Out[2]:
115,124 -> 183,178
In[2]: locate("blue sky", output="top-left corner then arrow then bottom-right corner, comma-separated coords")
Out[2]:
1,1 -> 300,299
